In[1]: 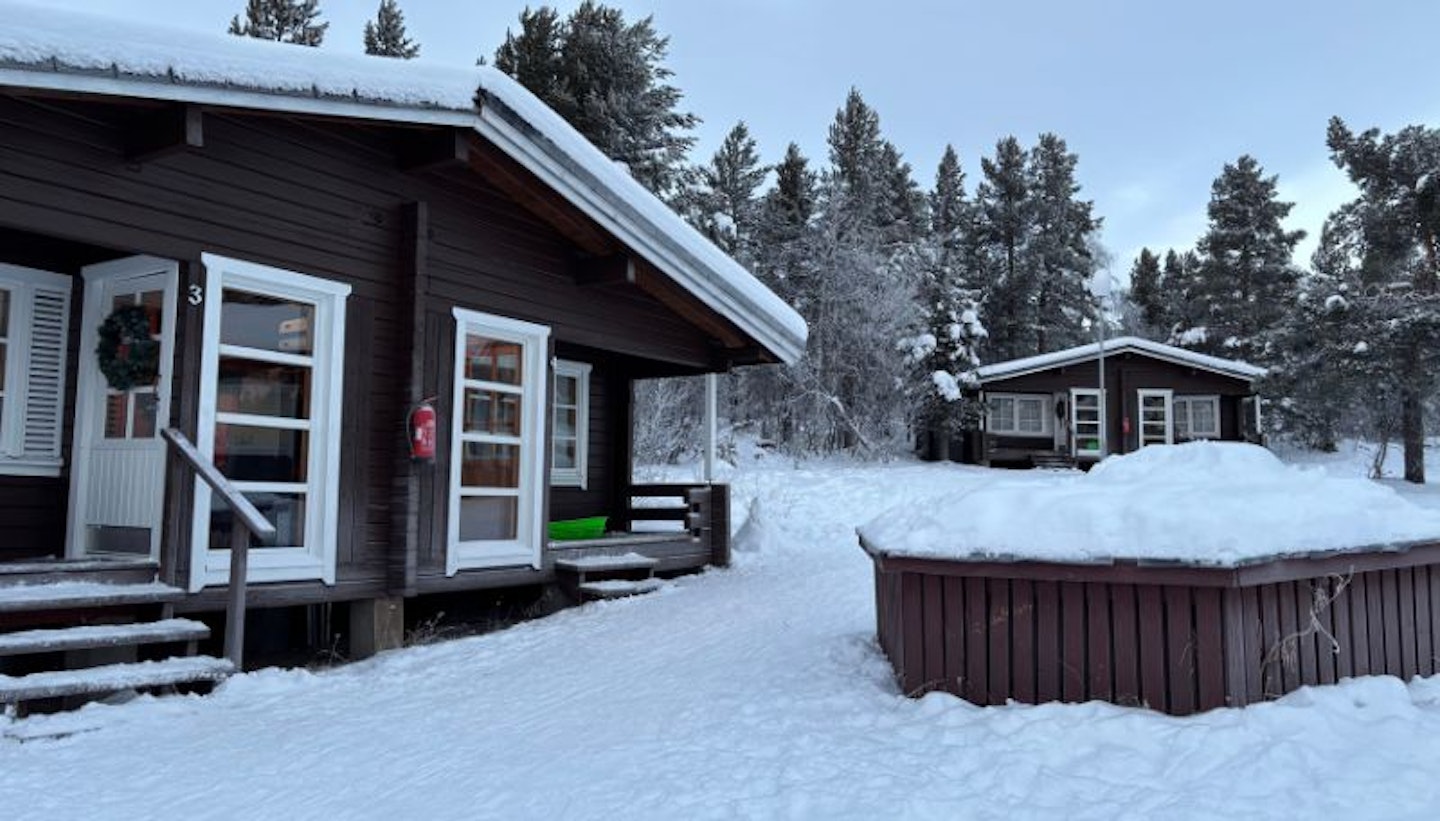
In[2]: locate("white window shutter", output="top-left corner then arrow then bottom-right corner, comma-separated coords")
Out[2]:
21,281 -> 70,461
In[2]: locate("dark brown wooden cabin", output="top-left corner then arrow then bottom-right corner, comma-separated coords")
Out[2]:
949,337 -> 1265,469
0,7 -> 804,686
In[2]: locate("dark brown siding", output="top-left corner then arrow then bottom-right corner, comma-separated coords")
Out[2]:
870,544 -> 1440,715
0,92 -> 717,598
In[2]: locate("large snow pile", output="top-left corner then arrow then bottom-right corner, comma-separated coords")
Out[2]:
860,442 -> 1440,566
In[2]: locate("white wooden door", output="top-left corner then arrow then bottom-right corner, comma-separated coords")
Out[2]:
1070,388 -> 1105,458
68,257 -> 179,559
1136,388 -> 1174,448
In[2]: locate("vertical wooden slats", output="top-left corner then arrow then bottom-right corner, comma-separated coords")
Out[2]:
1165,585 -> 1196,714
1381,570 -> 1401,678
1276,581 -> 1300,691
1011,579 -> 1036,703
1366,571 -> 1386,674
1110,584 -> 1139,706
964,577 -> 987,704
1314,577 -> 1338,686
1258,582 -> 1281,696
1061,582 -> 1086,702
1399,568 -> 1418,680
922,574 -> 946,693
1137,584 -> 1168,710
1221,589 -> 1249,707
942,576 -> 965,695
1194,588 -> 1225,711
899,572 -> 924,695
1086,583 -> 1112,702
1332,574 -> 1354,680
987,579 -> 1011,704
1035,580 -> 1061,703
1350,572 -> 1371,676
1240,586 -> 1263,703
1417,566 -> 1434,677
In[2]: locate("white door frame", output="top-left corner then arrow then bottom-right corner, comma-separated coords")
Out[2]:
189,253 -> 349,591
66,256 -> 180,560
1069,387 -> 1105,459
1136,388 -> 1174,447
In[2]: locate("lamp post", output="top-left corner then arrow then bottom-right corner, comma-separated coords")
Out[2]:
1088,269 -> 1112,458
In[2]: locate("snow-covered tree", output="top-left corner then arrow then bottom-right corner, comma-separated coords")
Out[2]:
492,2 -> 698,197
972,136 -> 1031,361
691,121 -> 767,257
228,0 -> 327,46
363,0 -> 419,59
900,244 -> 987,458
1127,247 -> 1166,335
1024,133 -> 1099,353
1317,118 -> 1440,482
1173,155 -> 1303,361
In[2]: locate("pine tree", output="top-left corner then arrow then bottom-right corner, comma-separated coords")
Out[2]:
1174,155 -> 1303,361
1024,133 -> 1099,353
1321,118 -> 1440,482
901,243 -> 987,460
363,0 -> 419,59
228,0 -> 327,46
493,2 -> 698,197
692,122 -> 767,257
973,136 -> 1031,360
1127,248 -> 1165,334
930,145 -> 967,245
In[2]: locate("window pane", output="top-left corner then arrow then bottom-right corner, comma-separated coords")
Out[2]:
990,398 -> 1014,431
556,407 -> 576,437
221,290 -> 315,355
215,424 -> 309,483
553,438 -> 577,470
210,491 -> 306,550
0,288 -> 9,336
458,496 -> 518,542
140,289 -> 164,336
0,340 -> 7,392
464,337 -> 522,385
464,389 -> 521,436
105,393 -> 129,438
219,356 -> 311,419
1018,399 -> 1044,433
555,374 -> 576,405
131,391 -> 158,439
1193,399 -> 1217,435
459,442 -> 520,488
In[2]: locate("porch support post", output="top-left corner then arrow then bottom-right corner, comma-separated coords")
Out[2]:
224,525 -> 249,669
350,597 -> 405,659
703,372 -> 718,483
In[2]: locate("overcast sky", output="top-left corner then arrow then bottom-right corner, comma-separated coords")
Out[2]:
41,0 -> 1440,277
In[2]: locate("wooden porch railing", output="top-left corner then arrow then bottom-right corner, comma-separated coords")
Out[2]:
161,427 -> 277,669
620,483 -> 730,567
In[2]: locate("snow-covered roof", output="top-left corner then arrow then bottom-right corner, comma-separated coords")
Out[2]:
0,2 -> 807,364
975,336 -> 1266,384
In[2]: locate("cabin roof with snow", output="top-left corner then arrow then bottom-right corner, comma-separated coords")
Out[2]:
974,336 -> 1267,384
0,2 -> 807,364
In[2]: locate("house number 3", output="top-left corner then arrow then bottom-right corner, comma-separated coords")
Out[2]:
188,284 -> 203,306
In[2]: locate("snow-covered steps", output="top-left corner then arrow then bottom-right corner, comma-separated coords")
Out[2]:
0,656 -> 234,704
0,618 -> 211,657
0,558 -> 158,587
577,578 -> 664,600
555,552 -> 662,602
554,553 -> 659,573
0,580 -> 185,614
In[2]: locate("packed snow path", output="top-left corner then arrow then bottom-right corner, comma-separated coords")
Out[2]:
4,456 -> 1440,819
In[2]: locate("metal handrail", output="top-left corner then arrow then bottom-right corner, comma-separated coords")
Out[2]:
161,427 -> 276,669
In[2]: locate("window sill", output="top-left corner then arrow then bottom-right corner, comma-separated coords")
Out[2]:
0,458 -> 64,478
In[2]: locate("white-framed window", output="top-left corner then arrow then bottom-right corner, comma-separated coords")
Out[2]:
1174,395 -> 1221,440
449,307 -> 550,574
190,254 -> 350,590
551,359 -> 591,488
986,392 -> 1052,437
0,263 -> 71,477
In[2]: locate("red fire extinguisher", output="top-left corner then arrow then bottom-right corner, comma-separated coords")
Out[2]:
409,398 -> 437,463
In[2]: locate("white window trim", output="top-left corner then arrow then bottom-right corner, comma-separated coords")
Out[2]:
1174,394 -> 1222,439
448,307 -> 551,576
985,392 -> 1053,438
1069,387 -> 1106,458
0,263 -> 71,477
190,253 -> 350,591
551,358 -> 591,489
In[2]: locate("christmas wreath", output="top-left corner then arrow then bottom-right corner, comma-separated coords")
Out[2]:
95,304 -> 160,391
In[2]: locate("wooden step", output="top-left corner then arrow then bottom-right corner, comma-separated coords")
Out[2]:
578,578 -> 664,600
0,618 -> 210,657
554,553 -> 660,573
0,656 -> 234,704
0,558 -> 159,587
0,581 -> 185,614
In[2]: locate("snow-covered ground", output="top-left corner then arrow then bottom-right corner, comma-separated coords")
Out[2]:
5,448 -> 1440,819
